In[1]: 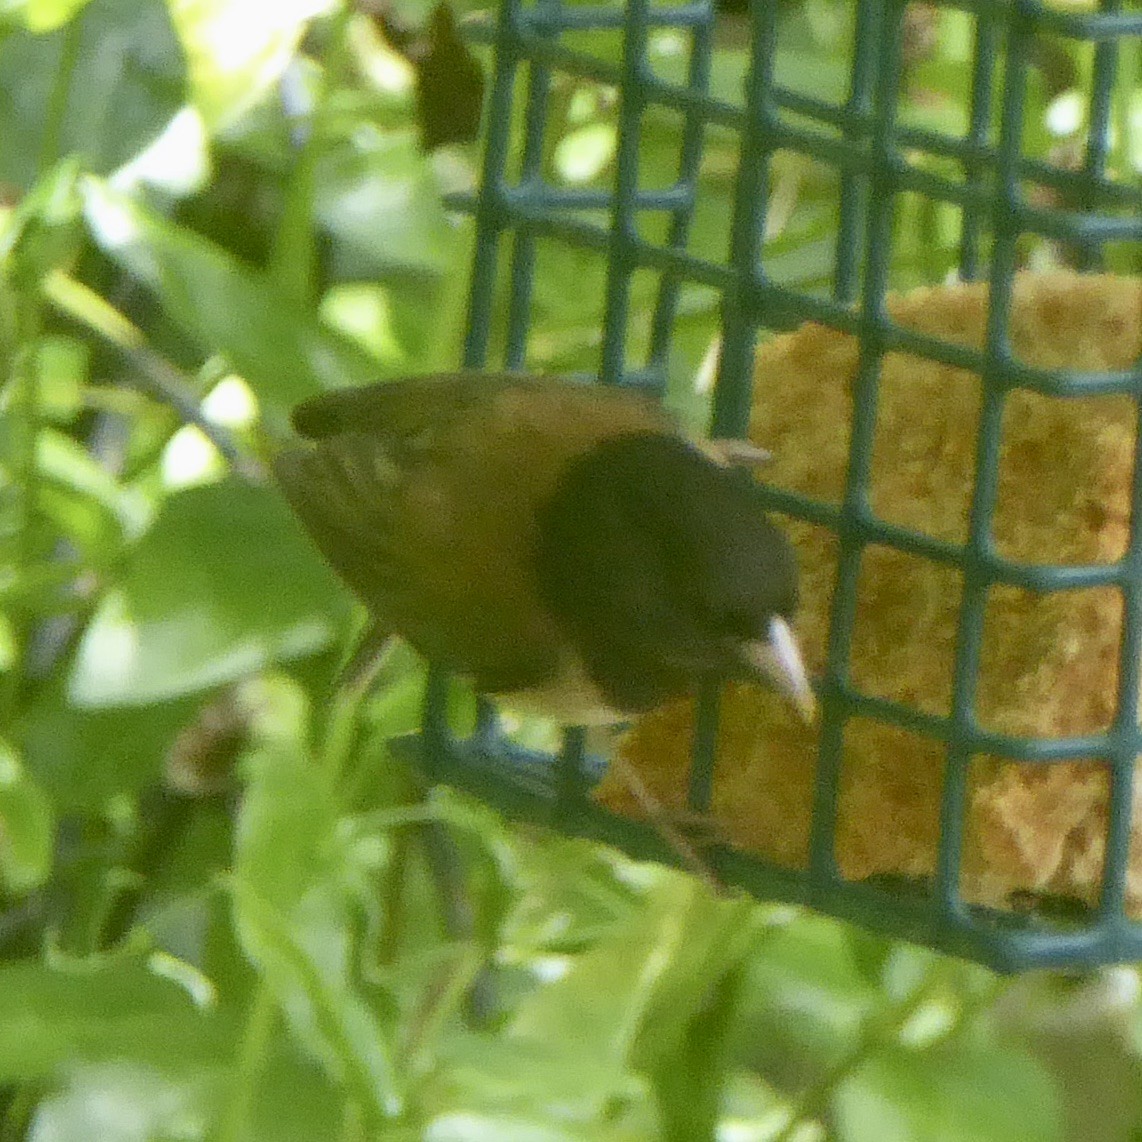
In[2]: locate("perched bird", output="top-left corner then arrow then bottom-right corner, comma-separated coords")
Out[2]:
273,372 -> 815,725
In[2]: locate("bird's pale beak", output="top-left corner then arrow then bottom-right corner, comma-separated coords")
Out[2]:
743,616 -> 817,724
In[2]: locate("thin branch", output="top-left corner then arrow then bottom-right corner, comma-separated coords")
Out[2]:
43,271 -> 266,483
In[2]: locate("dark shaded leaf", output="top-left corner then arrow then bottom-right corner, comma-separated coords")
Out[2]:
414,3 -> 484,150
0,0 -> 185,188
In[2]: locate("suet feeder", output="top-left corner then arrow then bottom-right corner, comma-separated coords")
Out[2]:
415,0 -> 1142,971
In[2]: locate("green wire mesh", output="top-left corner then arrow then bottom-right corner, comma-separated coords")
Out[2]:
412,0 -> 1142,971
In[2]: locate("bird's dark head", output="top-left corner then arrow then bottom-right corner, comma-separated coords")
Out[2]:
535,432 -> 814,718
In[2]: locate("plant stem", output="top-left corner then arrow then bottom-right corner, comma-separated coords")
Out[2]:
1,281 -> 44,725
217,983 -> 278,1142
43,271 -> 263,479
37,16 -> 84,173
271,2 -> 355,307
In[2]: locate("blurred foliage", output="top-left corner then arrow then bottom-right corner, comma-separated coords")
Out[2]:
1,0 -> 1140,1139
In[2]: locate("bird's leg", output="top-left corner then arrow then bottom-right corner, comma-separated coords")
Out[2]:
606,752 -> 725,894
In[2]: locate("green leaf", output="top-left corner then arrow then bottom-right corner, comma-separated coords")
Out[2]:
33,333 -> 88,421
0,0 -> 185,189
319,282 -> 408,365
0,957 -> 342,1140
231,878 -> 404,1123
0,158 -> 84,285
68,480 -> 352,706
648,44 -> 848,111
81,179 -> 379,411
29,1062 -> 218,1142
773,49 -> 850,105
423,1030 -> 652,1138
633,895 -> 759,1062
420,1111 -> 608,1142
166,0 -> 329,131
314,132 -> 454,276
0,737 -> 54,893
645,955 -> 751,1142
737,914 -> 880,1073
37,426 -> 144,537
508,878 -> 757,1126
554,122 -> 616,184
236,1047 -> 347,1142
834,1043 -> 1065,1142
235,707 -> 335,913
232,720 -> 403,1120
20,687 -> 199,807
0,957 -> 232,1080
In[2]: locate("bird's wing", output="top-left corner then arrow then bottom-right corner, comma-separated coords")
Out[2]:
275,374 -> 674,695
275,430 -> 557,689
289,372 -> 674,455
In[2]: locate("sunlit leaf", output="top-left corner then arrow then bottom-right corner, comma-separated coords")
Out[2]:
68,480 -> 352,706
0,0 -> 94,32
32,334 -> 88,421
28,1061 -> 216,1142
319,282 -> 406,364
314,133 -> 454,276
555,123 -> 616,185
166,0 -> 330,130
420,1111 -> 604,1142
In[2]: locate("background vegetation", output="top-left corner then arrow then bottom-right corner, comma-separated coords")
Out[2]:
1,0 -> 1140,1138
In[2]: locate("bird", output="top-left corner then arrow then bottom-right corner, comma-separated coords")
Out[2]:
273,371 -> 815,727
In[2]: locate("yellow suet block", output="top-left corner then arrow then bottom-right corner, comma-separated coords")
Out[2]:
602,271 -> 1142,914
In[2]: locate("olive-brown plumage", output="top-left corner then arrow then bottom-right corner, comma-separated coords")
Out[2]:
274,372 -> 813,724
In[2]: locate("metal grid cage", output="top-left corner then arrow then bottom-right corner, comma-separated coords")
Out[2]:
412,0 -> 1142,971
